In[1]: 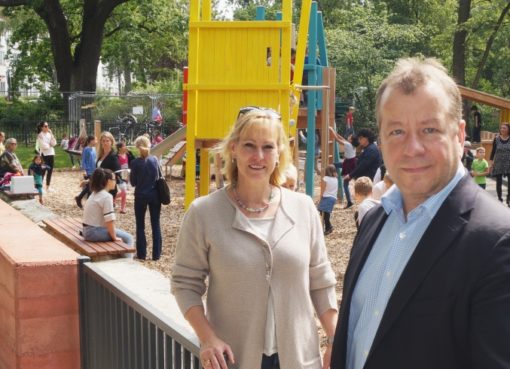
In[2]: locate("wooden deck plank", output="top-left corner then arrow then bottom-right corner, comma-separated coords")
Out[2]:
43,217 -> 134,257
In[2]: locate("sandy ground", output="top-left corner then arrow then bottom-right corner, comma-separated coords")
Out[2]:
43,168 -> 357,299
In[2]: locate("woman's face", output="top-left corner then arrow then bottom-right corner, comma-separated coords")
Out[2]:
101,136 -> 113,151
0,134 -> 4,143
500,124 -> 509,136
231,124 -> 280,186
42,122 -> 49,132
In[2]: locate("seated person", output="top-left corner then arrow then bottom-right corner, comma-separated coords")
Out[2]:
353,176 -> 379,228
82,168 -> 133,251
0,138 -> 23,178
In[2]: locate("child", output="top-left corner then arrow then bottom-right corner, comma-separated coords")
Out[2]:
82,168 -> 133,249
470,147 -> 489,189
329,126 -> 358,208
116,142 -> 134,213
282,163 -> 298,191
372,172 -> 394,200
28,155 -> 49,204
60,133 -> 69,150
152,131 -> 164,147
75,135 -> 97,208
317,164 -> 338,235
354,176 -> 379,228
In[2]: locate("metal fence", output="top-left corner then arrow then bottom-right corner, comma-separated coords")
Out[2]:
79,258 -> 201,369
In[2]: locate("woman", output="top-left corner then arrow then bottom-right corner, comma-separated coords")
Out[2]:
82,168 -> 133,247
130,136 -> 162,260
329,126 -> 358,208
0,131 -> 5,155
489,122 -> 510,205
171,109 -> 338,369
96,131 -> 121,199
36,121 -> 57,191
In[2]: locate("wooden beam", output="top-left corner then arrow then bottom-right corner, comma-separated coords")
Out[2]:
458,85 -> 510,110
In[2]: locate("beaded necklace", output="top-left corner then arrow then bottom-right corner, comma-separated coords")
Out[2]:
233,186 -> 275,213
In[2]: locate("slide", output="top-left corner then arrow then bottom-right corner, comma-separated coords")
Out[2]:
151,125 -> 187,158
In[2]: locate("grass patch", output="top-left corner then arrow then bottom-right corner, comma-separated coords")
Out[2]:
16,145 -> 78,170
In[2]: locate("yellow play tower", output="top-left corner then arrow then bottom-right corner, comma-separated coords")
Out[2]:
184,0 -> 312,207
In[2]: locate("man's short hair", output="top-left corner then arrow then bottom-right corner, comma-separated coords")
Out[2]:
376,57 -> 462,128
354,176 -> 373,197
5,138 -> 17,146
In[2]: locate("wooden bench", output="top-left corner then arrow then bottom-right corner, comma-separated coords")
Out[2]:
43,217 -> 135,260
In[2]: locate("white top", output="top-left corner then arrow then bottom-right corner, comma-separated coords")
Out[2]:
60,138 -> 69,150
322,176 -> 338,199
83,190 -> 116,227
247,216 -> 278,355
344,141 -> 356,159
37,131 -> 56,156
371,181 -> 387,201
357,198 -> 380,226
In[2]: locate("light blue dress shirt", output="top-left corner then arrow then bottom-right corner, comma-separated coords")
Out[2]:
346,164 -> 466,369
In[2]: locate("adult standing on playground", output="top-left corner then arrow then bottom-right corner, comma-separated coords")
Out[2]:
343,128 -> 381,182
171,109 -> 338,369
96,131 -> 120,200
489,122 -> 510,205
36,121 -> 57,192
330,57 -> 510,369
0,131 -> 5,155
471,105 -> 482,143
129,136 -> 162,261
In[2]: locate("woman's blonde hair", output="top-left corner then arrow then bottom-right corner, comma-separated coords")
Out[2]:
218,110 -> 291,187
98,131 -> 116,159
134,135 -> 151,158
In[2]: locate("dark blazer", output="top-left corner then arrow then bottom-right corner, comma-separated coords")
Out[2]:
331,175 -> 510,369
349,143 -> 381,180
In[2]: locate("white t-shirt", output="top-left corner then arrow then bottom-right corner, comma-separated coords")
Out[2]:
372,181 -> 387,201
344,141 -> 356,159
357,198 -> 380,226
322,176 -> 338,199
83,190 -> 115,227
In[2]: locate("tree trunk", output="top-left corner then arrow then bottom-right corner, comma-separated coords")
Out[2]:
452,0 -> 471,87
471,1 -> 510,90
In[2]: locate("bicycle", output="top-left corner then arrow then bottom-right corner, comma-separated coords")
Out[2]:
108,114 -> 138,144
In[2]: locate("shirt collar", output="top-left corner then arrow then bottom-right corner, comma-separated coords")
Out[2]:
381,163 -> 466,221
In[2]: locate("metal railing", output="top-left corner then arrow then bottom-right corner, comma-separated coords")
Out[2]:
79,258 -> 201,369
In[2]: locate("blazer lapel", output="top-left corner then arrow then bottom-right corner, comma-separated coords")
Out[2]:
369,175 -> 476,354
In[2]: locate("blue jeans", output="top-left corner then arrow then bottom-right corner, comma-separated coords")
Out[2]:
343,179 -> 352,205
134,190 -> 162,260
82,225 -> 133,246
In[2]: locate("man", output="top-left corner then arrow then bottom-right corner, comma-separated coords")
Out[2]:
330,58 -> 510,369
343,128 -> 380,182
0,138 -> 23,177
471,104 -> 482,143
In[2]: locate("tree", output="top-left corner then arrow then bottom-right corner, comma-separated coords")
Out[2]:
452,0 -> 471,86
0,0 -> 134,100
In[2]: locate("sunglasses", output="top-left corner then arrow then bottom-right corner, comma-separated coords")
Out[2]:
237,106 -> 281,120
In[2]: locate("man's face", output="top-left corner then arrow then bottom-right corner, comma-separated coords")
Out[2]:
358,136 -> 369,148
378,82 -> 464,211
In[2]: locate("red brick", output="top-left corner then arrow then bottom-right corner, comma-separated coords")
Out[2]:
16,264 -> 78,299
18,293 -> 78,319
18,350 -> 80,369
17,314 -> 80,355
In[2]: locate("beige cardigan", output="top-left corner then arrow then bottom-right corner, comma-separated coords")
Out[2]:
171,187 -> 337,369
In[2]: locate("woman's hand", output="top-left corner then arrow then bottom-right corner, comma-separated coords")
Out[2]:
199,336 -> 235,369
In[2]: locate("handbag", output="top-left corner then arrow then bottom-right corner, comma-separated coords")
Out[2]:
157,165 -> 171,205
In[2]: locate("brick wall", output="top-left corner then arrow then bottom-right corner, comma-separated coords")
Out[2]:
0,200 -> 81,369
